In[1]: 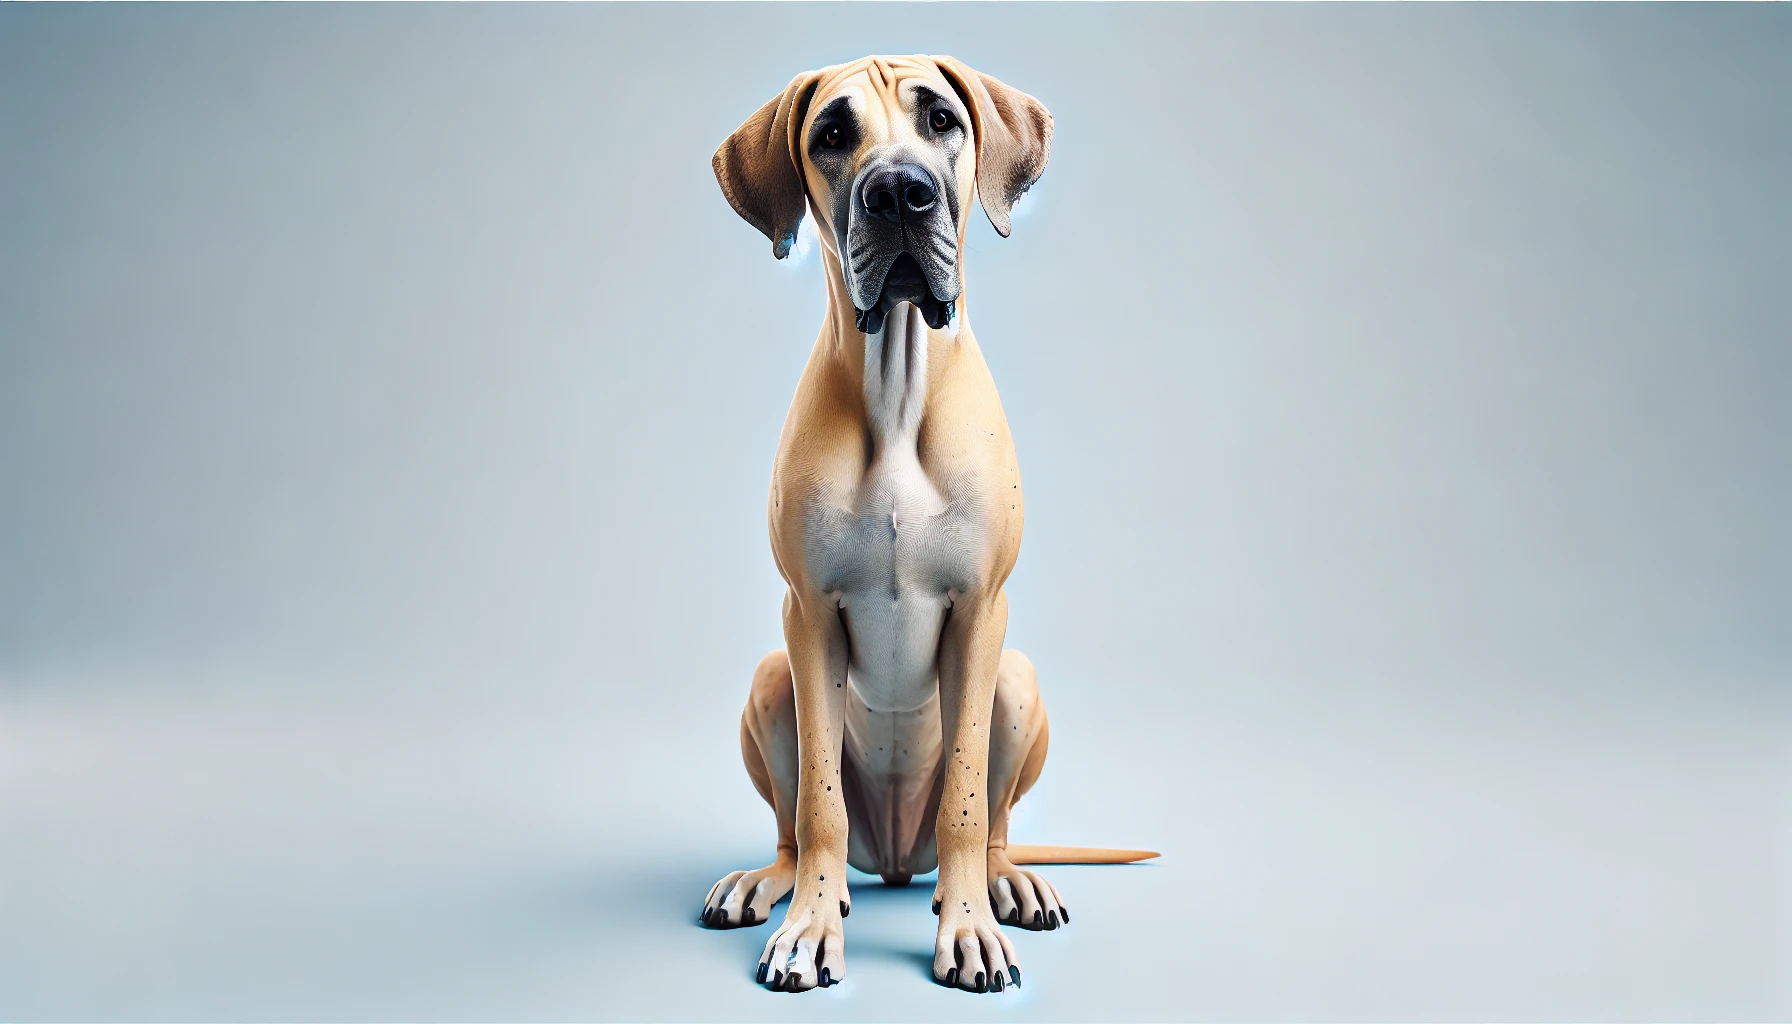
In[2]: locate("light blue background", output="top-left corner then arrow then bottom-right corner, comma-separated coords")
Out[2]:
2,4 -> 1788,1020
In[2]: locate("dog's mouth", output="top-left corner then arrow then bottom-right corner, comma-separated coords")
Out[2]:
854,253 -> 955,335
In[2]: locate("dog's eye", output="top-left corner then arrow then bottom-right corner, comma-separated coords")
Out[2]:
820,124 -> 845,149
929,110 -> 955,133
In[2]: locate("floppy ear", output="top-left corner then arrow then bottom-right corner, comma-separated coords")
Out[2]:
713,71 -> 822,259
933,57 -> 1053,238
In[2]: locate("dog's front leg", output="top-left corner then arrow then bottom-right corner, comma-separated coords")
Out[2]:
932,589 -> 1022,993
755,589 -> 851,992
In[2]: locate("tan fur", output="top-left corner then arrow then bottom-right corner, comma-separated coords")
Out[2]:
701,56 -> 1155,995
1006,845 -> 1161,865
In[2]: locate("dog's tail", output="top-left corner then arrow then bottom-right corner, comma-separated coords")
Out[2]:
1005,844 -> 1159,865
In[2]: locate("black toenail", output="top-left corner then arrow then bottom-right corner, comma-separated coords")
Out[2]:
974,971 -> 986,992
1060,907 -> 1070,923
771,970 -> 783,989
819,967 -> 831,987
1047,910 -> 1059,930
1008,907 -> 1020,924
1032,910 -> 1042,926
744,907 -> 756,925
1009,966 -> 1022,987
931,899 -> 941,915
756,962 -> 769,984
840,900 -> 850,918
993,970 -> 1004,991
945,967 -> 958,987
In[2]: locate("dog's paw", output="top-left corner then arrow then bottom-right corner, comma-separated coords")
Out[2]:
932,893 -> 1019,993
700,855 -> 795,928
756,894 -> 846,991
987,848 -> 1068,930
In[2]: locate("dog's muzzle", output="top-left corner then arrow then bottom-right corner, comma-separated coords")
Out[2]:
845,161 -> 961,335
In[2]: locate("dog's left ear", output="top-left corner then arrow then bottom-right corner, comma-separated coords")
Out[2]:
933,57 -> 1053,238
713,71 -> 822,260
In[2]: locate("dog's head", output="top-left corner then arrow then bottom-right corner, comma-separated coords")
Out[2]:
714,56 -> 1052,335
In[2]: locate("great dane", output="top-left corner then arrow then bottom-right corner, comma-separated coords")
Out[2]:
701,54 -> 1155,994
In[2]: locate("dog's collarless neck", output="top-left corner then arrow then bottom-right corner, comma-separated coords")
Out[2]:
859,301 -> 930,455
818,246 -> 968,459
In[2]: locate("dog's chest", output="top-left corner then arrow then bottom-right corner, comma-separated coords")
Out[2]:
805,451 -> 982,710
807,455 -> 980,597
803,308 -> 984,712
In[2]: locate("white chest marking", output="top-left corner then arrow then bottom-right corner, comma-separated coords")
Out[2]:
803,303 -> 982,713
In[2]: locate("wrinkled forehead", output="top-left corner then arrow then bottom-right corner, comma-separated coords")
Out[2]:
803,55 -> 965,133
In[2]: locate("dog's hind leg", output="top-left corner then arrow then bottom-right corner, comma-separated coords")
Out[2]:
981,650 -> 1070,932
700,650 -> 800,928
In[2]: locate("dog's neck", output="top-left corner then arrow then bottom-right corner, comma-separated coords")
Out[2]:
819,247 -> 964,460
861,302 -> 930,451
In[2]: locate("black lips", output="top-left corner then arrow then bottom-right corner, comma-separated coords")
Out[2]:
855,253 -> 955,335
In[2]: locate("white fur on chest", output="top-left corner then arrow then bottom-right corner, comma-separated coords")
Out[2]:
805,304 -> 981,713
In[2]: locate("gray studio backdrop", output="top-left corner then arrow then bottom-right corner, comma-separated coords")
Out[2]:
2,4 -> 1788,1022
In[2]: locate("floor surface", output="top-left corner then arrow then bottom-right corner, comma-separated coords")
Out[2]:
3,676 -> 1785,1022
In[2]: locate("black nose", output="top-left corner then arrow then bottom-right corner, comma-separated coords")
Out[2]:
861,163 -> 937,222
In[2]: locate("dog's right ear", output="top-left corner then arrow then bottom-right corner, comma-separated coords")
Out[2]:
713,71 -> 822,260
